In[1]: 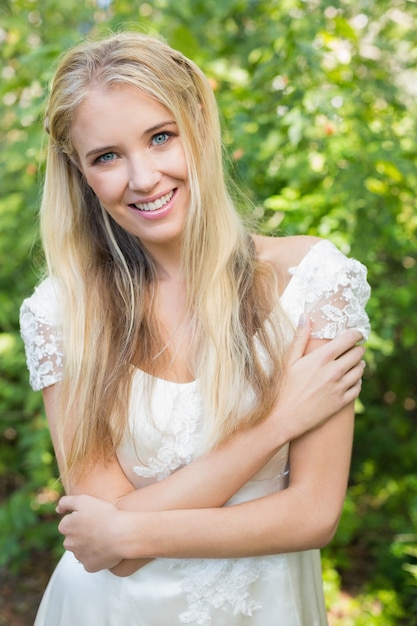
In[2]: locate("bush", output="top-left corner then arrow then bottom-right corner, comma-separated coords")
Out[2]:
1,0 -> 416,621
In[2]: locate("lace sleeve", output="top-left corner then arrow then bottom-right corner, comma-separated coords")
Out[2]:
19,278 -> 65,391
288,240 -> 371,340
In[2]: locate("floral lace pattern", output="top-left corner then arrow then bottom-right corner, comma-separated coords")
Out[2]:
170,556 -> 279,625
131,381 -> 203,481
19,278 -> 64,391
287,240 -> 371,339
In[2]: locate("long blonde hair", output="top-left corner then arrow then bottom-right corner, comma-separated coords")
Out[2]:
40,31 -> 290,481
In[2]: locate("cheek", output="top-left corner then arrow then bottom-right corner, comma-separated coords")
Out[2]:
85,172 -> 122,203
173,149 -> 189,181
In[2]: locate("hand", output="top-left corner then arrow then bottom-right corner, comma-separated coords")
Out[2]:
57,494 -> 124,572
273,318 -> 366,440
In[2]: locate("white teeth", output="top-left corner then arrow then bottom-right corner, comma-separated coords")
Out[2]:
134,190 -> 174,211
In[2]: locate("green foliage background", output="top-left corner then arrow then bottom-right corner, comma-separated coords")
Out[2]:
1,0 -> 416,623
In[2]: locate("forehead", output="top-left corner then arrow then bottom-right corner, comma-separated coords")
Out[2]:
74,83 -> 172,125
70,84 -> 175,155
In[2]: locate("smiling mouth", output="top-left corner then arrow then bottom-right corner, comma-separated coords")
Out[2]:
131,190 -> 175,212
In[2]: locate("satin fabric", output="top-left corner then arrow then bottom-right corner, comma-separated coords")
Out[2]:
35,549 -> 328,625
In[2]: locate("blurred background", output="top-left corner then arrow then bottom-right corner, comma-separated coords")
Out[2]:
0,0 -> 416,624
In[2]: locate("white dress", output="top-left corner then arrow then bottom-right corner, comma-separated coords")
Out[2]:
20,240 -> 370,626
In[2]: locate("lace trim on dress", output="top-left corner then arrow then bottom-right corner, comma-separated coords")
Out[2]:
20,298 -> 64,391
171,556 -> 279,625
289,240 -> 371,339
132,384 -> 203,481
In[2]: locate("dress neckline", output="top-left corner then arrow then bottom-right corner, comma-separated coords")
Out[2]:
132,241 -> 326,387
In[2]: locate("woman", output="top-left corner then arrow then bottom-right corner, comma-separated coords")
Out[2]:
20,31 -> 370,625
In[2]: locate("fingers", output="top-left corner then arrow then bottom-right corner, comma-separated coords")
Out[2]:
332,357 -> 365,410
56,493 -> 98,515
335,344 -> 366,376
342,359 -> 366,389
324,330 -> 366,360
289,324 -> 365,367
287,315 -> 312,365
56,495 -> 81,515
342,374 -> 363,405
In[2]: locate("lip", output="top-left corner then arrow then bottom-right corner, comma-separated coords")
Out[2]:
129,188 -> 178,221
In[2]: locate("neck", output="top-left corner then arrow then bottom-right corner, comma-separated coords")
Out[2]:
142,240 -> 183,283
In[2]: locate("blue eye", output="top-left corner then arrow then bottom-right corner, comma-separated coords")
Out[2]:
96,152 -> 116,163
152,132 -> 170,145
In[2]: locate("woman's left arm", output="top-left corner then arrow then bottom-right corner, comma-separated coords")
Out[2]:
123,339 -> 354,559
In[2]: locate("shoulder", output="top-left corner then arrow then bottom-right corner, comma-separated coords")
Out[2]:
20,276 -> 62,325
256,235 -> 371,340
20,277 -> 65,392
253,234 -> 321,268
252,234 -> 322,290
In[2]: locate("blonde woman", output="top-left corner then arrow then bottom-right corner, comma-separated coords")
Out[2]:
20,32 -> 370,626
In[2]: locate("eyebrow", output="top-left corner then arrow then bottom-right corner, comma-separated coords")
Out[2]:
85,120 -> 177,159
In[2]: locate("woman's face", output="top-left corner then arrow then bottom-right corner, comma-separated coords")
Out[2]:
71,84 -> 191,259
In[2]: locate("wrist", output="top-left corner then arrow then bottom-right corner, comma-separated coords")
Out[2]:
115,511 -> 137,560
118,511 -> 156,560
254,407 -> 290,453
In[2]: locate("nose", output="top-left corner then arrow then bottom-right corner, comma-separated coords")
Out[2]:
127,152 -> 161,193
